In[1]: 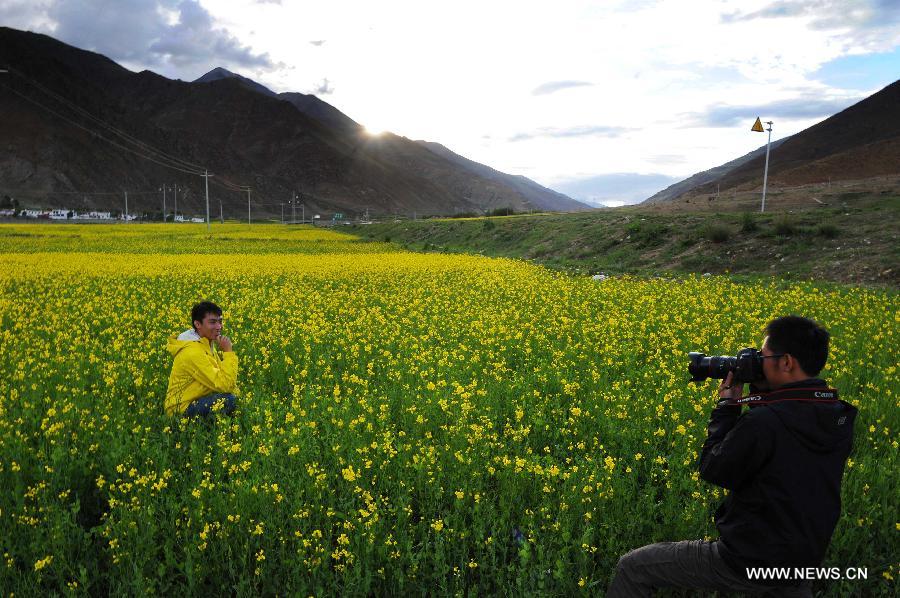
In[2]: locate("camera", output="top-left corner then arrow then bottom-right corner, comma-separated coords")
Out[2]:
688,348 -> 765,384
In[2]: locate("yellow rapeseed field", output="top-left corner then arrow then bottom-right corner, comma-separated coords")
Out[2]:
0,223 -> 896,595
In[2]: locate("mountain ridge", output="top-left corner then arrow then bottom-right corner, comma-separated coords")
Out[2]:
647,79 -> 900,205
0,27 -> 589,217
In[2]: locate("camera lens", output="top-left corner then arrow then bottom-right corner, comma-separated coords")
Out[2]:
688,352 -> 736,382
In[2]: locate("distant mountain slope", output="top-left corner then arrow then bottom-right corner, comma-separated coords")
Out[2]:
716,79 -> 900,190
195,67 -> 278,97
0,27 -> 582,217
652,79 -> 900,204
194,68 -> 362,134
277,92 -> 362,134
192,68 -> 585,212
417,141 -> 590,212
644,138 -> 787,204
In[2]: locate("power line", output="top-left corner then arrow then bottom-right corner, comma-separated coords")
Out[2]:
1,81 -> 207,176
3,70 -> 293,218
6,67 -> 206,172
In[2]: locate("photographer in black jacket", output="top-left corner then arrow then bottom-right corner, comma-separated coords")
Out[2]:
607,316 -> 857,597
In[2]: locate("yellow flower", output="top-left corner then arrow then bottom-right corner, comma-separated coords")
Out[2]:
34,555 -> 53,571
342,465 -> 358,482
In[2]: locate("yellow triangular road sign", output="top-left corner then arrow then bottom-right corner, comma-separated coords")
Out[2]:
751,117 -> 764,132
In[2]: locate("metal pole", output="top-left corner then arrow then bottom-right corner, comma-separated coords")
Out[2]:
204,169 -> 211,232
302,203 -> 305,225
124,191 -> 128,222
761,121 -> 773,213
281,202 -> 284,224
292,192 -> 296,224
162,185 -> 166,222
219,198 -> 223,224
173,185 -> 177,221
247,188 -> 251,225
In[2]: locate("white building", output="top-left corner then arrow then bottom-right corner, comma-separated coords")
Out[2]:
49,209 -> 69,220
74,211 -> 112,220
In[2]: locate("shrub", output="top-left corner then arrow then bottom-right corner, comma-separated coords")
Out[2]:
705,224 -> 730,243
625,220 -> 669,248
817,223 -> 839,239
740,212 -> 759,233
773,216 -> 795,236
486,207 -> 515,217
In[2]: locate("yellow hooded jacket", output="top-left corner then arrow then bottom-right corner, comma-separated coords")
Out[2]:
165,329 -> 238,415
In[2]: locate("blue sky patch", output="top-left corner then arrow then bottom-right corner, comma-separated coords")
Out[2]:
813,49 -> 900,91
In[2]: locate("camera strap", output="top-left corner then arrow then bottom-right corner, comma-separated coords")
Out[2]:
729,387 -> 840,406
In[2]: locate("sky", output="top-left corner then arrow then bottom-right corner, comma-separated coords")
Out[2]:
3,0 -> 899,206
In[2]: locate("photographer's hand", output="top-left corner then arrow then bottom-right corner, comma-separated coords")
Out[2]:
718,372 -> 743,402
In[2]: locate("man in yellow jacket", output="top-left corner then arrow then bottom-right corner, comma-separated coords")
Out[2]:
165,301 -> 239,416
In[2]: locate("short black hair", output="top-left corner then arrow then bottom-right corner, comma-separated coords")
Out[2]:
764,315 -> 829,377
191,301 -> 222,330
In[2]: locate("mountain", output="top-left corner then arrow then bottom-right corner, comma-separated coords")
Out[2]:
643,139 -> 787,204
416,141 -> 587,212
194,66 -> 278,98
647,79 -> 900,204
0,27 -> 588,217
277,93 -> 362,135
554,173 -> 682,207
194,68 -> 362,134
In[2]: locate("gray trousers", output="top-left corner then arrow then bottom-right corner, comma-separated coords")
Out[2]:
607,540 -> 813,597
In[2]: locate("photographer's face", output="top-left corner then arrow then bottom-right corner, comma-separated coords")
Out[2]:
760,336 -> 788,389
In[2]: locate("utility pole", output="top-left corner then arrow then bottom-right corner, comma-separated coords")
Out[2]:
173,185 -> 178,221
161,185 -> 166,222
203,169 -> 212,232
219,198 -> 224,224
281,202 -> 284,224
761,120 -> 773,213
124,191 -> 128,222
291,192 -> 296,224
246,187 -> 251,225
302,202 -> 305,225
752,117 -> 773,213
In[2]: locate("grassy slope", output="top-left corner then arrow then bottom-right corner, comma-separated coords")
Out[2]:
347,193 -> 899,286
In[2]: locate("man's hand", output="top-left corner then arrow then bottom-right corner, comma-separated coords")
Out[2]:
217,335 -> 233,352
718,371 -> 743,402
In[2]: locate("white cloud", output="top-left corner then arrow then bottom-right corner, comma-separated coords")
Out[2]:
531,81 -> 594,96
1,0 -> 276,79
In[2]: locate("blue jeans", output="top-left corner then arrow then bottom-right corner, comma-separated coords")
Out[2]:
184,393 -> 237,417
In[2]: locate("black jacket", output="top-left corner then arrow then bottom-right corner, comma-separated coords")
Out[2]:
698,378 -> 857,582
